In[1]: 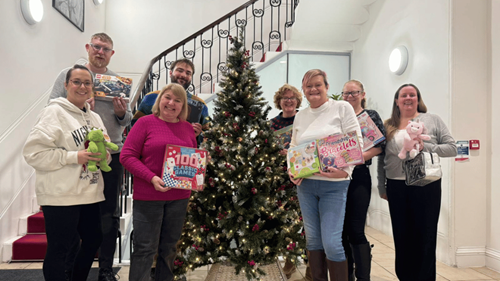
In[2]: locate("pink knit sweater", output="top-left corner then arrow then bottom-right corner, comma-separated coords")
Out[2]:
120,115 -> 197,201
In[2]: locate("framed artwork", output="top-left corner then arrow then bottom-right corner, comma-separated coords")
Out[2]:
53,0 -> 85,32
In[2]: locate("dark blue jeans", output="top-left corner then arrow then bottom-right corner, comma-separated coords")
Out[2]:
387,179 -> 441,281
129,199 -> 189,281
43,203 -> 102,281
297,178 -> 350,262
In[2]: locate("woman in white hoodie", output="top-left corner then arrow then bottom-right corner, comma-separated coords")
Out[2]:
23,65 -> 108,281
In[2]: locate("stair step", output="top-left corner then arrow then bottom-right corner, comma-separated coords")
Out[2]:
12,234 -> 47,261
27,212 -> 45,234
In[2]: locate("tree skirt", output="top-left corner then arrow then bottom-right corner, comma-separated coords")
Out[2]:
205,261 -> 287,281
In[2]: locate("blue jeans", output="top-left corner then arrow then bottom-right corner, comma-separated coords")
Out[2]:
129,199 -> 189,281
297,178 -> 350,262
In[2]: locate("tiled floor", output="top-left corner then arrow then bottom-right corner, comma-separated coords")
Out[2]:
2,227 -> 499,281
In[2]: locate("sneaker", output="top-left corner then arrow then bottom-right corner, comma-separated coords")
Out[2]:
98,268 -> 119,281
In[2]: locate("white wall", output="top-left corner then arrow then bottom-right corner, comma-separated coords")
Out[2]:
351,0 -> 500,271
350,0 -> 454,264
451,0 -> 494,269
489,0 -> 500,272
0,0 -> 107,261
105,0 -> 247,75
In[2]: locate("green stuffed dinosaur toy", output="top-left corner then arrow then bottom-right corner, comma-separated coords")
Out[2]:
85,128 -> 119,172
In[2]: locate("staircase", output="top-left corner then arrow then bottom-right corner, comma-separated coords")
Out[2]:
2,196 -> 133,263
129,0 -> 299,110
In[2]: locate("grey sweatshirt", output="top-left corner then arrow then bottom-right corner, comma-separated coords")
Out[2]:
377,112 -> 457,196
49,67 -> 132,153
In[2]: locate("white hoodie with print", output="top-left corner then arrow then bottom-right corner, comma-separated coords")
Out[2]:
23,97 -> 107,206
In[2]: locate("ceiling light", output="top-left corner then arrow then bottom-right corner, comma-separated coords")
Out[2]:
389,46 -> 409,75
20,0 -> 44,25
93,0 -> 104,5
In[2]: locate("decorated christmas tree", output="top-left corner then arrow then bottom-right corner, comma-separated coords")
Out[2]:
173,32 -> 304,280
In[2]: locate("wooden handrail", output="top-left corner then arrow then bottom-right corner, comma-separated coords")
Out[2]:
130,0 -> 258,108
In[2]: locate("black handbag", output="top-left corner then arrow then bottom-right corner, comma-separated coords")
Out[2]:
402,151 -> 442,186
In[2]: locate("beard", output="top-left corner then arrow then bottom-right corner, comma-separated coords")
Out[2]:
170,74 -> 191,90
89,55 -> 109,69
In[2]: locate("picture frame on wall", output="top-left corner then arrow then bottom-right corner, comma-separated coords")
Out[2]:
52,0 -> 85,32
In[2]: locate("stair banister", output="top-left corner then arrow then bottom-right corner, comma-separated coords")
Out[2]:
129,0 -> 259,110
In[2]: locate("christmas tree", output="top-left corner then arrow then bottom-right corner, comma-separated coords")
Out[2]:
173,32 -> 305,280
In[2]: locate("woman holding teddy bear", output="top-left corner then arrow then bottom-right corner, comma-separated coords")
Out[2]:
377,83 -> 456,281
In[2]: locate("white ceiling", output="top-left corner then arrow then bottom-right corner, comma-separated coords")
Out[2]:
288,0 -> 378,52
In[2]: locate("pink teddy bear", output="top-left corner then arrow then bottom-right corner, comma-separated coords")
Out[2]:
398,119 -> 431,159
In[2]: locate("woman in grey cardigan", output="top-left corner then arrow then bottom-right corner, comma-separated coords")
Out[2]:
377,84 -> 456,281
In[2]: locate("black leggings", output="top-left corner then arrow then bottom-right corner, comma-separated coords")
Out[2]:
342,165 -> 371,246
43,203 -> 102,281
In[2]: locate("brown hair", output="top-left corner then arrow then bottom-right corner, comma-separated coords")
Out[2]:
343,79 -> 366,108
65,64 -> 93,85
152,84 -> 189,121
91,33 -> 113,47
170,58 -> 195,75
273,84 -> 302,110
301,69 -> 329,92
385,83 -> 428,141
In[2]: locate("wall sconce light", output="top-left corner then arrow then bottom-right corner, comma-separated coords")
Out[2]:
20,0 -> 44,25
389,46 -> 409,75
93,0 -> 104,5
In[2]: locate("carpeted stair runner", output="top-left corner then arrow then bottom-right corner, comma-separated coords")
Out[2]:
12,212 -> 47,260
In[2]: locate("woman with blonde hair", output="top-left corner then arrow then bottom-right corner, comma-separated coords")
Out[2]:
289,69 -> 362,281
377,83 -> 456,281
270,83 -> 302,148
120,83 -> 197,281
341,80 -> 385,281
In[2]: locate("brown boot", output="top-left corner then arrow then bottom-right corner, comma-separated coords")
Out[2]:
304,263 -> 313,281
308,250 -> 328,281
283,257 -> 297,279
327,259 -> 348,281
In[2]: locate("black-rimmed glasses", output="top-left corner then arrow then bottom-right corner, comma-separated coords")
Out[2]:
70,80 -> 93,88
89,43 -> 113,53
341,91 -> 361,97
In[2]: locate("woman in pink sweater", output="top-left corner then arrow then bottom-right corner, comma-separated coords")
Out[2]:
120,84 -> 197,281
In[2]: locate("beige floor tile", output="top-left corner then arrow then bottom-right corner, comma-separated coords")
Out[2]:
365,226 -> 384,237
372,252 -> 396,267
436,274 -> 450,281
0,261 -> 31,269
371,263 -> 398,281
437,262 -> 492,280
25,262 -> 44,269
371,243 -> 395,254
473,267 -> 500,279
117,266 -> 129,281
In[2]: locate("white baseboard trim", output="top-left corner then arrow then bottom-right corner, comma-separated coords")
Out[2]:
486,247 -> 500,272
456,246 -> 486,267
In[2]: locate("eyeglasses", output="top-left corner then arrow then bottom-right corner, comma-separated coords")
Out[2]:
281,97 -> 297,102
89,43 -> 113,53
70,80 -> 93,88
341,91 -> 361,97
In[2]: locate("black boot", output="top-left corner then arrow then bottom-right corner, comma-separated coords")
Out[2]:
351,243 -> 372,281
308,250 -> 328,281
64,270 -> 72,281
342,235 -> 355,281
98,268 -> 118,281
